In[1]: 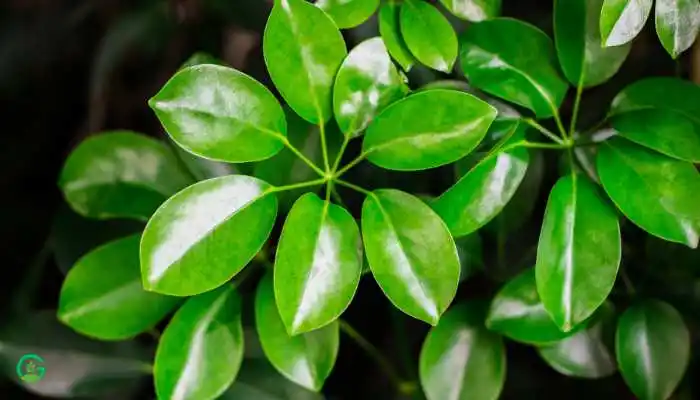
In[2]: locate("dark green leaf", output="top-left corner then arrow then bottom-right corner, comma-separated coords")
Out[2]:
536,175 -> 621,331
362,189 -> 460,325
555,0 -> 630,87
363,89 -> 496,171
455,233 -> 483,282
333,37 -> 409,138
616,300 -> 690,400
264,0 -> 347,124
611,109 -> 700,162
378,3 -> 416,71
597,137 -> 700,248
609,77 -> 700,123
400,0 -> 458,72
600,0 -> 652,47
149,64 -> 286,163
316,0 -> 379,29
58,235 -> 180,340
171,142 -> 239,181
180,52 -> 225,68
439,0 -> 501,22
221,359 -> 323,399
58,131 -> 192,221
141,175 -> 278,296
655,0 -> 700,59
255,273 -> 339,391
155,285 -> 244,400
460,18 -> 568,118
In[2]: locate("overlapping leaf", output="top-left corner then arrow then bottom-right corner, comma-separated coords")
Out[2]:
655,0 -> 700,58
609,77 -> 700,122
316,0 -> 378,29
600,0 -> 652,47
439,0 -> 501,22
400,0 -> 458,72
378,2 -> 416,71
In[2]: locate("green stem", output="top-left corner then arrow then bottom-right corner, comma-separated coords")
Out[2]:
553,110 -> 569,140
271,178 -> 326,193
569,80 -> 584,137
331,134 -> 351,174
279,136 -> 326,177
521,141 -> 569,150
319,121 -> 330,173
330,186 -> 346,207
336,179 -> 374,197
335,151 -> 370,178
523,118 -> 565,145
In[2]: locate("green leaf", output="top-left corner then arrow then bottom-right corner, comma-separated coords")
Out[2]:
487,268 -> 583,345
419,301 -> 506,400
180,51 -> 226,68
58,235 -> 180,340
537,301 -> 617,379
361,189 -> 460,325
264,0 -> 347,124
555,0 -> 631,87
536,175 -> 621,331
333,37 -> 409,138
58,131 -> 192,221
432,121 -> 529,237
378,3 -> 416,71
255,273 -> 339,391
655,0 -> 700,58
154,285 -> 244,400
418,81 -> 522,120
600,0 -> 652,47
609,77 -> 700,123
172,143 -> 239,181
455,233 -> 483,282
611,109 -> 700,163
149,64 -> 286,163
222,359 -> 324,399
400,0 -> 458,72
362,89 -> 497,171
316,0 -> 379,29
597,137 -> 700,248
616,300 -> 690,400
140,175 -> 278,296
439,0 -> 501,22
274,193 -> 362,335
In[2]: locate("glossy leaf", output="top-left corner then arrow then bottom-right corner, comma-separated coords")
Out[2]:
172,144 -> 239,181
555,0 -> 631,87
611,109 -> 700,162
419,301 -> 506,400
378,2 -> 416,71
439,0 -> 501,22
141,175 -> 278,296
264,0 -> 347,124
487,268 -> 583,345
154,285 -> 244,400
536,175 -> 621,331
600,0 -> 652,47
609,77 -> 700,123
418,81 -> 522,120
460,18 -> 568,118
362,189 -> 460,325
538,301 -> 617,379
400,0 -> 458,72
597,138 -> 700,248
616,300 -> 690,400
58,131 -> 192,221
316,0 -> 379,29
58,235 -> 180,340
274,193 -> 363,335
363,89 -> 497,171
655,0 -> 700,59
180,52 -> 225,68
149,64 -> 286,163
333,37 -> 409,138
255,273 -> 339,391
432,121 -> 529,237
222,359 -> 323,399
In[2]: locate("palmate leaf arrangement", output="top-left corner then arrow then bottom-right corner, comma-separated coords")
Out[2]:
54,0 -> 700,399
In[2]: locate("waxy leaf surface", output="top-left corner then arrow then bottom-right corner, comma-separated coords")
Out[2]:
316,0 -> 378,29
400,0 -> 458,72
655,0 -> 700,58
439,0 -> 501,22
609,77 -> 700,123
378,3 -> 416,71
600,0 -> 652,47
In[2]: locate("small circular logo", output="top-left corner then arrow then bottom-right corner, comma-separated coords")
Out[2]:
16,354 -> 45,383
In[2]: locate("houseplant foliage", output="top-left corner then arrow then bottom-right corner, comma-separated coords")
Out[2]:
44,0 -> 700,399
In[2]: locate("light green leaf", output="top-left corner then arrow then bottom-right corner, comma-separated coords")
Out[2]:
316,0 -> 379,29
363,89 -> 496,171
154,285 -> 244,400
274,193 -> 362,335
255,273 -> 339,392
58,235 -> 180,340
609,77 -> 700,122
362,189 -> 460,325
400,0 -> 458,72
264,0 -> 347,124
140,175 -> 278,296
555,0 -> 631,87
439,0 -> 501,22
611,109 -> 700,162
58,131 -> 192,221
536,175 -> 621,331
419,301 -> 506,400
600,0 -> 652,47
597,137 -> 700,248
655,0 -> 700,59
378,2 -> 416,71
149,64 -> 286,163
333,37 -> 409,138
616,300 -> 690,400
460,18 -> 568,118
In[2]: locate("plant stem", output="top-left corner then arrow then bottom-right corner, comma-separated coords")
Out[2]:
330,186 -> 346,207
521,141 -> 568,150
335,151 -> 370,178
553,110 -> 569,140
271,178 -> 326,193
331,134 -> 351,174
569,80 -> 584,137
336,179 -> 374,197
279,136 -> 326,177
523,118 -> 565,145
319,121 -> 330,173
